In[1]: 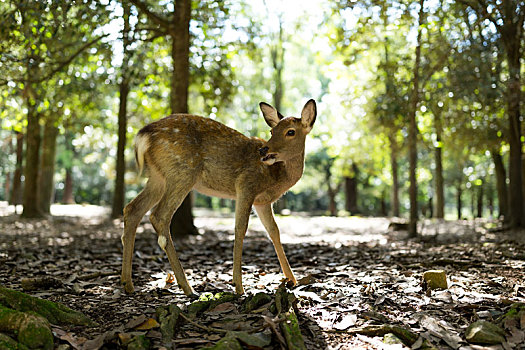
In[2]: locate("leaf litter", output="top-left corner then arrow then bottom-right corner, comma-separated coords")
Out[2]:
0,207 -> 524,349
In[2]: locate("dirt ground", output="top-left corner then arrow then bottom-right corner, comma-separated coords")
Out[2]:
0,203 -> 524,349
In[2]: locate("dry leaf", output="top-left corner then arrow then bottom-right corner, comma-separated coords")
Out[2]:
134,318 -> 160,330
165,272 -> 175,285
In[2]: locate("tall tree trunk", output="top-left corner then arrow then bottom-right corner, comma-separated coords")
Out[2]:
9,131 -> 24,206
504,38 -> 523,228
344,163 -> 358,214
389,134 -> 400,217
62,133 -> 75,204
270,18 -> 287,214
21,91 -> 42,218
169,0 -> 197,237
407,0 -> 424,237
456,184 -> 462,220
434,110 -> 445,218
112,2 -> 131,219
491,149 -> 508,220
38,120 -> 59,214
271,18 -> 285,113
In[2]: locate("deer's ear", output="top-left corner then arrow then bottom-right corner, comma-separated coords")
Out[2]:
301,99 -> 316,133
259,102 -> 283,127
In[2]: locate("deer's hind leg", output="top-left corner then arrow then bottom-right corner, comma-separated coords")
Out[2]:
149,174 -> 196,296
121,174 -> 165,293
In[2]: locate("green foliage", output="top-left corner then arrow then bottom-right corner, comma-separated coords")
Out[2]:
0,0 -> 518,219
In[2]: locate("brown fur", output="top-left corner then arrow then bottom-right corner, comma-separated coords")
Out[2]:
121,100 -> 317,296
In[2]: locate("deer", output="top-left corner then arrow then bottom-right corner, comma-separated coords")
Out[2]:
120,99 -> 317,296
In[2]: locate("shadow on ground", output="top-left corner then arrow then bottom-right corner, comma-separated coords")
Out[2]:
1,204 -> 524,348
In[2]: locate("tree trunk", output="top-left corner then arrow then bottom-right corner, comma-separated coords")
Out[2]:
491,149 -> 508,220
504,39 -> 523,228
61,133 -> 75,205
21,93 -> 42,218
476,182 -> 483,218
271,18 -> 285,113
38,120 -> 59,214
407,0 -> 424,237
169,0 -> 197,237
344,163 -> 358,214
328,188 -> 337,216
9,131 -> 24,206
389,134 -> 400,217
112,2 -> 131,219
62,169 -> 75,204
434,110 -> 444,218
456,184 -> 462,220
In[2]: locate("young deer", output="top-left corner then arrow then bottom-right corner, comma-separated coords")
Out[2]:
121,99 -> 317,296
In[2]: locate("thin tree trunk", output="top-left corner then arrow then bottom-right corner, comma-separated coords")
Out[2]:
328,188 -> 337,216
434,110 -> 444,218
112,2 -> 131,219
491,149 -> 508,220
9,131 -> 24,206
38,120 -> 59,214
271,18 -> 284,113
62,133 -> 75,205
344,163 -> 358,214
476,182 -> 483,218
457,184 -> 462,220
169,0 -> 197,237
21,91 -> 42,218
504,40 -> 523,228
407,0 -> 425,237
389,134 -> 400,217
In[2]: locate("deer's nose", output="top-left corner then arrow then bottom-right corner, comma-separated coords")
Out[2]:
259,146 -> 269,156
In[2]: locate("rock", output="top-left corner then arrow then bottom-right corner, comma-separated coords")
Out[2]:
422,270 -> 448,290
465,320 -> 506,345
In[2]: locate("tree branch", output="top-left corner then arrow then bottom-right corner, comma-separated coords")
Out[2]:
29,33 -> 110,84
129,0 -> 170,28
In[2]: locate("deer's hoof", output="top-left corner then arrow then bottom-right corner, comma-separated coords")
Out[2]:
122,281 -> 135,294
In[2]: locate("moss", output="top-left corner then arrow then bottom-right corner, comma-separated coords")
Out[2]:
0,305 -> 53,350
0,332 -> 29,350
0,287 -> 95,326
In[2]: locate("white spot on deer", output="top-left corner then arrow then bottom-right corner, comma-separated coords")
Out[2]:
173,128 -> 180,133
158,235 -> 167,251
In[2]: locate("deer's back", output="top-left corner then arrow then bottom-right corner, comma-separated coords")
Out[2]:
139,114 -> 270,198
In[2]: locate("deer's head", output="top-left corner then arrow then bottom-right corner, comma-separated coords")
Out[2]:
258,99 -> 316,165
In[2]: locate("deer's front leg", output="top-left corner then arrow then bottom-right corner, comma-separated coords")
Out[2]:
254,204 -> 297,286
233,194 -> 255,295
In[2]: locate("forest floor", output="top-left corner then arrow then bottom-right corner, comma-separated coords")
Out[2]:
0,203 -> 524,350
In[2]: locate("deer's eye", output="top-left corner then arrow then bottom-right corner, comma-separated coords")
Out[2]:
286,129 -> 295,136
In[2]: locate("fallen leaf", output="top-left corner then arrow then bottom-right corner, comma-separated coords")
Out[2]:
134,318 -> 160,330
124,315 -> 146,329
209,301 -> 236,314
165,272 -> 175,285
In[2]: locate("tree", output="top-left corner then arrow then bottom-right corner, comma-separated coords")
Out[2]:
458,1 -> 524,228
0,1 -> 109,217
129,0 -> 196,235
406,0 -> 425,236
112,1 -> 133,219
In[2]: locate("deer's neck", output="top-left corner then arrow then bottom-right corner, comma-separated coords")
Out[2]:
282,151 -> 305,186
